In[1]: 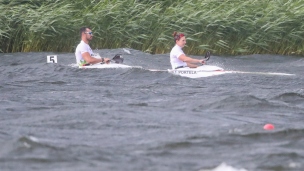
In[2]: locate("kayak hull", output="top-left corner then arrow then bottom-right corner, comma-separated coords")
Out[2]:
79,63 -> 132,69
168,65 -> 225,78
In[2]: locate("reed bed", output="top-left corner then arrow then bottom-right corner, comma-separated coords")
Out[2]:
1,0 -> 304,55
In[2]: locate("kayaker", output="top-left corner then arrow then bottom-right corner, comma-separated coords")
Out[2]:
75,27 -> 110,66
170,31 -> 206,69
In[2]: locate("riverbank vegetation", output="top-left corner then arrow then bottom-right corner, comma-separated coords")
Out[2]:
1,0 -> 304,55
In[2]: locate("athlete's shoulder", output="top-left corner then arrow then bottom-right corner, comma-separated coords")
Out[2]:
76,41 -> 90,50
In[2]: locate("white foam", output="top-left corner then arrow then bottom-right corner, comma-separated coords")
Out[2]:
29,135 -> 39,142
288,161 -> 301,168
198,163 -> 248,171
123,48 -> 131,54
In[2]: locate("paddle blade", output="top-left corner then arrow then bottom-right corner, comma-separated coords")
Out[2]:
204,51 -> 211,61
112,54 -> 124,64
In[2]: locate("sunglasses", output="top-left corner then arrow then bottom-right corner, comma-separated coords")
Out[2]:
85,32 -> 93,35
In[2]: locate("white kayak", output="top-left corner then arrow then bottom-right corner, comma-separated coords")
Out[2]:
79,63 -> 133,69
167,65 -> 225,78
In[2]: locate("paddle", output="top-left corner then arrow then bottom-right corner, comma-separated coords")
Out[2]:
111,54 -> 124,64
204,51 -> 210,61
99,54 -> 124,64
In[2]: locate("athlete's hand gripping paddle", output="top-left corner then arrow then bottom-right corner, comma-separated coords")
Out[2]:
111,54 -> 124,64
100,54 -> 124,64
200,51 -> 210,65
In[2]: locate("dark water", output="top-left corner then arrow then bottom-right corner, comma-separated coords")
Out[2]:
1,49 -> 304,171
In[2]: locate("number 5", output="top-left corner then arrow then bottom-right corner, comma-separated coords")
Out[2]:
47,55 -> 57,63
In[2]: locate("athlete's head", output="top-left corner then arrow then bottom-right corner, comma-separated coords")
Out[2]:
80,27 -> 93,41
173,31 -> 186,48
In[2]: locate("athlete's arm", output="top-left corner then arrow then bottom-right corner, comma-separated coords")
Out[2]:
82,52 -> 110,64
178,54 -> 205,64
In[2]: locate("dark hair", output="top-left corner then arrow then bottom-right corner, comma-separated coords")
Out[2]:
173,31 -> 185,42
79,27 -> 90,37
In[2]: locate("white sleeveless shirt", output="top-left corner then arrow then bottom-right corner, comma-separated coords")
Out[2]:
170,45 -> 187,69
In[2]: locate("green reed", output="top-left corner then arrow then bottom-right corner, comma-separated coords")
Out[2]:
1,0 -> 304,55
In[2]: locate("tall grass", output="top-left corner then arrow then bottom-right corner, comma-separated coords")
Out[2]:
1,0 -> 304,55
